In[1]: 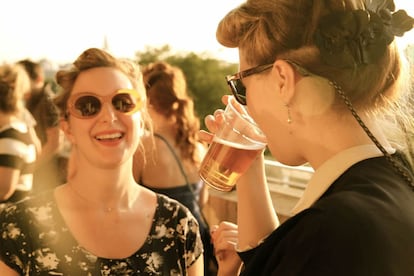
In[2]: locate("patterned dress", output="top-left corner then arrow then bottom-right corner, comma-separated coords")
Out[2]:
0,191 -> 203,275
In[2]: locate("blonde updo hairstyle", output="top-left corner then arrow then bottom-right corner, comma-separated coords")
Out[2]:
219,0 -> 411,109
217,0 -> 413,153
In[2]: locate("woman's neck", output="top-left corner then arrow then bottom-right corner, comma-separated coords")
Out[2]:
67,167 -> 139,213
303,112 -> 390,169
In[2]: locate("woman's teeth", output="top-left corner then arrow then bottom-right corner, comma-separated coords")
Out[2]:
96,133 -> 123,140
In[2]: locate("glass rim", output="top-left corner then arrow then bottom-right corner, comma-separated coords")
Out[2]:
225,96 -> 267,145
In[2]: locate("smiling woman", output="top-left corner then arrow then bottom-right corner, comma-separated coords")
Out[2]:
0,47 -> 205,275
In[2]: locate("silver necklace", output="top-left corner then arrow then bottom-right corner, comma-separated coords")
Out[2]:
67,184 -> 132,213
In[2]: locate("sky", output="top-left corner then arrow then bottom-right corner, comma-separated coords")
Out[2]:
0,0 -> 244,65
0,0 -> 413,66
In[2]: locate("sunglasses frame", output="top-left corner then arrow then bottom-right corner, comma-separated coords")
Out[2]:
225,63 -> 273,105
225,60 -> 313,105
67,88 -> 143,119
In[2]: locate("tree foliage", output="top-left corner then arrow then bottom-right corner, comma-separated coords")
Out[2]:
135,45 -> 238,130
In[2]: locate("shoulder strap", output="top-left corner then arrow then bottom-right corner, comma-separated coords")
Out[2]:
154,133 -> 210,228
153,133 -> 195,195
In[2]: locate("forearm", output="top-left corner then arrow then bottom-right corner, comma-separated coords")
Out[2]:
0,261 -> 19,276
0,187 -> 15,202
0,168 -> 20,201
187,255 -> 204,276
236,153 -> 279,250
198,183 -> 209,208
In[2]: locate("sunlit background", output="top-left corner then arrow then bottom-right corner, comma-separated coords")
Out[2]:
0,0 -> 243,64
0,0 -> 413,65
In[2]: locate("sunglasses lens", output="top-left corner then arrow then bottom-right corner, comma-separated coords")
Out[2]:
69,90 -> 141,119
112,93 -> 138,113
74,95 -> 101,117
228,79 -> 247,105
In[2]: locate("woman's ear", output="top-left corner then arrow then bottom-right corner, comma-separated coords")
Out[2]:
60,118 -> 76,145
273,60 -> 297,104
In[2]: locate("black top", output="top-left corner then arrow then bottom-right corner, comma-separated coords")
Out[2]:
239,155 -> 414,275
141,181 -> 205,229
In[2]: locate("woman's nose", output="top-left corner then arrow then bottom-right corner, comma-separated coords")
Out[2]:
100,102 -> 118,122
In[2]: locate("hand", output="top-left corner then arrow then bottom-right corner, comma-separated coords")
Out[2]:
198,95 -> 231,144
211,221 -> 243,276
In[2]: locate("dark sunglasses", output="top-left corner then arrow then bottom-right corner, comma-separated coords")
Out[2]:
225,60 -> 313,105
67,89 -> 143,119
225,64 -> 273,105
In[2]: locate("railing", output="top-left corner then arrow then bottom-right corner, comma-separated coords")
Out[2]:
206,159 -> 314,224
264,159 -> 313,189
264,159 -> 313,218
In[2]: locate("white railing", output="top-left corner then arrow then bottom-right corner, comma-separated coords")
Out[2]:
208,159 -> 314,217
265,159 -> 313,190
264,159 -> 313,216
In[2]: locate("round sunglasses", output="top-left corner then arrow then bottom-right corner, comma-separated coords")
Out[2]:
67,89 -> 143,119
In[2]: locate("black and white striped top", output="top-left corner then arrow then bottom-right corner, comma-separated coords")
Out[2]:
0,118 -> 37,193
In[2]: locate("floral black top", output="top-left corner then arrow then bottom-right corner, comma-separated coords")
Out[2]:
0,191 -> 203,275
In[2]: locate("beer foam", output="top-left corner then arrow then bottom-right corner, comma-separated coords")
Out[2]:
213,136 -> 265,150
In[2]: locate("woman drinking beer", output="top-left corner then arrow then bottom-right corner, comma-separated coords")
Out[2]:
202,0 -> 414,275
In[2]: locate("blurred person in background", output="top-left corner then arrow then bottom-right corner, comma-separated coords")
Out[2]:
0,48 -> 203,275
0,63 -> 39,202
18,59 -> 65,191
133,61 -> 216,275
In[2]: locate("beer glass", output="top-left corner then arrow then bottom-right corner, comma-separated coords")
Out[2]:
199,96 -> 267,191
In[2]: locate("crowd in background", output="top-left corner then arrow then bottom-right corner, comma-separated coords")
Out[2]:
0,59 -> 69,203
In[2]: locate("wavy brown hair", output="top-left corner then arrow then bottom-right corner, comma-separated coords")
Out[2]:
142,61 -> 202,165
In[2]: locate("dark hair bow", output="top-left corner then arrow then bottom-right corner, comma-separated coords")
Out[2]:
314,0 -> 414,68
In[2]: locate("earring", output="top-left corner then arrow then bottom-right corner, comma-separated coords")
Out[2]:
285,104 -> 292,124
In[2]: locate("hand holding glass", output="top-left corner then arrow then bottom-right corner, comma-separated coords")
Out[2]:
199,96 -> 267,192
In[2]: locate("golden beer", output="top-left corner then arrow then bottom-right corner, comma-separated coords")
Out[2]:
199,138 -> 263,191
